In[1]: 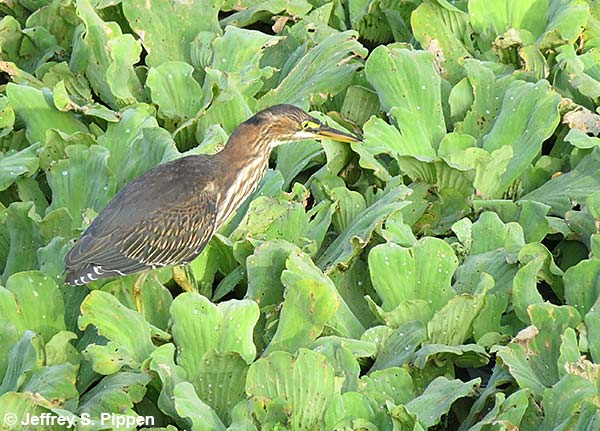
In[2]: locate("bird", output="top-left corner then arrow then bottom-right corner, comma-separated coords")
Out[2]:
64,104 -> 361,286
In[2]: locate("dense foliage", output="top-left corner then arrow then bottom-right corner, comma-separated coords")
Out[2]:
1,0 -> 600,429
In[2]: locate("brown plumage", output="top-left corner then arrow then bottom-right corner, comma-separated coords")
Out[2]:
64,104 -> 360,285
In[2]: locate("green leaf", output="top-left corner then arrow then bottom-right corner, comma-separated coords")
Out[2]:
564,258 -> 600,316
123,0 -> 221,67
427,290 -> 487,345
263,253 -> 338,354
370,321 -> 426,372
0,20 -> 58,73
246,349 -> 335,430
555,44 -> 600,100
16,177 -> 48,216
20,362 -> 79,408
259,31 -> 366,108
470,0 -> 589,53
518,200 -> 551,243
512,258 -> 545,323
173,382 -> 226,431
0,331 -> 44,394
0,271 -> 65,382
325,392 -> 376,430
0,143 -> 41,191
311,336 -> 372,392
457,372 -> 527,431
246,240 -> 299,309
341,85 -> 380,126
25,0 -> 79,50
522,148 -> 600,216
6,83 -> 88,144
97,105 -> 179,188
220,0 -> 311,28
78,291 -> 160,374
1,202 -> 44,281
46,145 -> 116,227
0,17 -> 23,66
539,374 -> 597,430
414,344 -> 489,369
170,292 -> 259,379
377,299 -> 433,329
146,62 -> 203,125
0,392 -> 56,431
365,46 -> 446,154
230,184 -> 321,249
317,183 -> 412,274
39,129 -> 96,170
45,331 -> 79,367
4,271 -> 65,342
210,26 -> 281,98
454,212 -> 523,295
477,80 -> 561,197
330,258 -> 378,329
281,251 -> 364,340
192,351 -> 249,425
78,371 -> 151,417
411,0 -> 473,83
454,60 -> 515,143
276,139 -> 323,190
147,344 -> 188,423
73,0 -> 143,108
496,304 -> 581,397
360,367 -> 415,409
359,116 -> 430,174
101,275 -> 173,331
40,62 -> 93,105
370,238 -> 458,313
469,0 -> 545,51
393,376 -> 480,428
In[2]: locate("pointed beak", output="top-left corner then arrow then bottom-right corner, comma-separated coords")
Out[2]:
312,125 -> 362,143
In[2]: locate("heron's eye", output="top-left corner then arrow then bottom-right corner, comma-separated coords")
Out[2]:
302,120 -> 319,130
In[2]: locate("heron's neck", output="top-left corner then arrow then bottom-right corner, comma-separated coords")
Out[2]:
214,138 -> 272,228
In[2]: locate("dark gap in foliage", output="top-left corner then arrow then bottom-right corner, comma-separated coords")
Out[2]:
295,164 -> 323,192
0,186 -> 19,208
0,71 -> 11,86
553,239 -> 589,272
452,396 -> 475,429
229,279 -> 248,301
358,356 -> 374,377
358,38 -> 382,53
99,4 -> 135,35
218,10 -> 235,20
244,20 -> 277,36
538,280 -> 561,305
541,134 -> 558,156
305,192 -> 316,212
136,386 -> 172,427
542,234 -> 563,252
137,45 -> 148,67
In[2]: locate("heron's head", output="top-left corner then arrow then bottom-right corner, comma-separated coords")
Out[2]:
243,104 -> 361,149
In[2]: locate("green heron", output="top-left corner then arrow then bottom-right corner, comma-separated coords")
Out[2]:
64,104 -> 360,286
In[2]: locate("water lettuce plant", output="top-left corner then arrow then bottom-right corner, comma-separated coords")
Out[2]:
1,0 -> 600,429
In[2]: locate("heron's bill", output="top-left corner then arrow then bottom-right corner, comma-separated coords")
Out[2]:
315,126 -> 361,143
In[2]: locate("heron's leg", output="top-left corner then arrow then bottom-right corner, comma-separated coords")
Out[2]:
172,265 -> 197,293
132,270 -> 149,313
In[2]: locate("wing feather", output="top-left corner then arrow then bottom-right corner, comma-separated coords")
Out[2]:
64,155 -> 220,284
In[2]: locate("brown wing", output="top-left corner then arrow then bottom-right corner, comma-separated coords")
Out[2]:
118,192 -> 217,267
64,190 -> 217,285
64,155 -> 220,285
